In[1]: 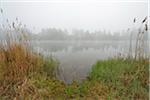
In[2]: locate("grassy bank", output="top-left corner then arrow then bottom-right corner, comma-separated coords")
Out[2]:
0,44 -> 149,99
89,58 -> 149,99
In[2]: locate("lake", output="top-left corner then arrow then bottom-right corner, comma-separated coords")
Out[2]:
31,40 -> 132,83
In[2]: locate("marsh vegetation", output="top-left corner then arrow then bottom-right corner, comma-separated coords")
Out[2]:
0,8 -> 149,99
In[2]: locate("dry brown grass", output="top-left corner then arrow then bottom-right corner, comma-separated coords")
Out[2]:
0,43 -> 58,99
0,44 -> 39,99
0,44 -> 39,83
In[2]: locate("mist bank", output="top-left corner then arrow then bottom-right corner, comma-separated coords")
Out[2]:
0,27 -> 148,41
36,27 -> 150,41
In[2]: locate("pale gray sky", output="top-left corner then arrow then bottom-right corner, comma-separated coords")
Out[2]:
0,0 -> 148,33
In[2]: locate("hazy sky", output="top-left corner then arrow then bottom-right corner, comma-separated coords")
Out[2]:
0,0 -> 148,33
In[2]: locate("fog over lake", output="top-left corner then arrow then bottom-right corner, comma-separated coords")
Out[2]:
29,25 -> 148,83
31,40 -> 139,83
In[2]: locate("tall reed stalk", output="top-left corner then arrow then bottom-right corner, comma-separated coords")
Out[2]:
128,17 -> 148,60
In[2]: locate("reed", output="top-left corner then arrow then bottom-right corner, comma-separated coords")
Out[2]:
0,9 -> 58,99
129,17 -> 148,60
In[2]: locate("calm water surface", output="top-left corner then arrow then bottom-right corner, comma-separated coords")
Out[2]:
32,41 -> 130,83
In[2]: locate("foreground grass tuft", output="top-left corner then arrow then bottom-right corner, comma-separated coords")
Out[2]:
0,43 -> 58,99
89,58 -> 149,100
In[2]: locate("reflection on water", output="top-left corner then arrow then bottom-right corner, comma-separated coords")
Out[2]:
32,41 -> 130,83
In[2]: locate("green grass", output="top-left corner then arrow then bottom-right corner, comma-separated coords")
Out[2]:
89,58 -> 149,100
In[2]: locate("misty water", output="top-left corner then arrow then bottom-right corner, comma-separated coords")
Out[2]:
31,40 -> 131,83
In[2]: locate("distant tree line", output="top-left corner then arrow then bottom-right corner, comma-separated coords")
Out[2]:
33,28 -> 140,41
0,26 -> 148,41
0,27 -> 148,41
